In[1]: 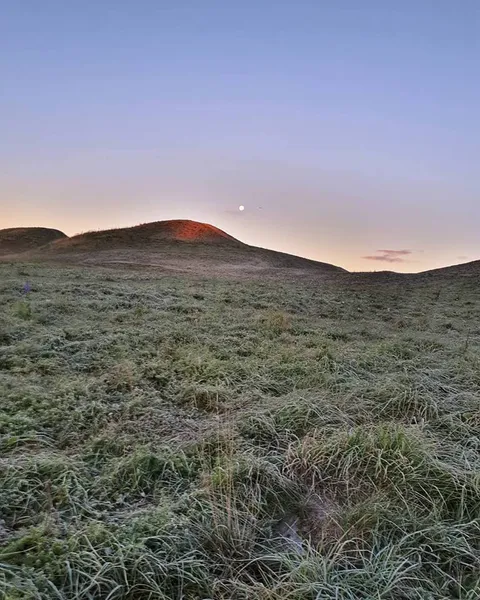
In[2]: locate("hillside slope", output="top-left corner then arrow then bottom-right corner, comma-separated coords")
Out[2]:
0,227 -> 67,257
26,219 -> 347,275
421,259 -> 480,277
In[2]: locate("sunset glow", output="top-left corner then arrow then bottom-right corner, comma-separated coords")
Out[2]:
1,2 -> 478,272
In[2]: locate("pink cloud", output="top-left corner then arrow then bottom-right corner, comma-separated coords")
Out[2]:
363,249 -> 414,263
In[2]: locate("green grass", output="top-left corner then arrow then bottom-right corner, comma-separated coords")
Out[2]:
0,263 -> 479,598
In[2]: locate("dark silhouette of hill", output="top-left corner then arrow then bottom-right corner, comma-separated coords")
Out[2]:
349,260 -> 480,285
421,260 -> 480,277
0,227 -> 67,257
24,219 -> 347,276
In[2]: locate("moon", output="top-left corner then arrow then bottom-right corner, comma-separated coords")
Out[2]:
238,205 -> 245,211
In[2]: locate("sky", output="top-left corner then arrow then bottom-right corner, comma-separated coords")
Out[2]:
1,1 -> 478,272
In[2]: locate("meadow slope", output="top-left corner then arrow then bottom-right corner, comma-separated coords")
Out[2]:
0,262 -> 479,599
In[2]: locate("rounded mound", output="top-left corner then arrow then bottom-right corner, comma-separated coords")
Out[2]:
133,220 -> 240,243
21,219 -> 346,275
0,227 -> 67,256
51,220 -> 242,251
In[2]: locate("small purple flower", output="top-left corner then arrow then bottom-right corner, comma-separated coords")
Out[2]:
22,282 -> 32,295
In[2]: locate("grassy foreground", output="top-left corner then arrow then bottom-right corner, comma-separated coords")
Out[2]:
0,263 -> 479,599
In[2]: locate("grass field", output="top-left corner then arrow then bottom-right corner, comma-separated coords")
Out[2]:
0,262 -> 479,599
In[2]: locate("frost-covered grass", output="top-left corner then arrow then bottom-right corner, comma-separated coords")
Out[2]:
0,263 -> 479,599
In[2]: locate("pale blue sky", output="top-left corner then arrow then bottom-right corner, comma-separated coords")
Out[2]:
1,1 -> 478,271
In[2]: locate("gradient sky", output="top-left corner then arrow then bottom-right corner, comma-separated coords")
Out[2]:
1,1 -> 478,272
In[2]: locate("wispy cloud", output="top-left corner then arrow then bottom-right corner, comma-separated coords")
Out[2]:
363,249 -> 413,263
377,249 -> 412,256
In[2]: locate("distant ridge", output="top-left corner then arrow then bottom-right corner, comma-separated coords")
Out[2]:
421,259 -> 480,277
0,227 -> 67,257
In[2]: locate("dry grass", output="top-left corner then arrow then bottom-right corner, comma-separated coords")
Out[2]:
0,261 -> 479,599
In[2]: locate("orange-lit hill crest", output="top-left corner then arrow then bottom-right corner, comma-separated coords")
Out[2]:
50,219 -> 242,250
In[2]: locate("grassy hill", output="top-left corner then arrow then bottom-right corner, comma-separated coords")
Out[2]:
0,227 -> 66,257
0,260 -> 479,599
20,219 -> 347,277
49,220 -> 242,249
4,220 -> 479,278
